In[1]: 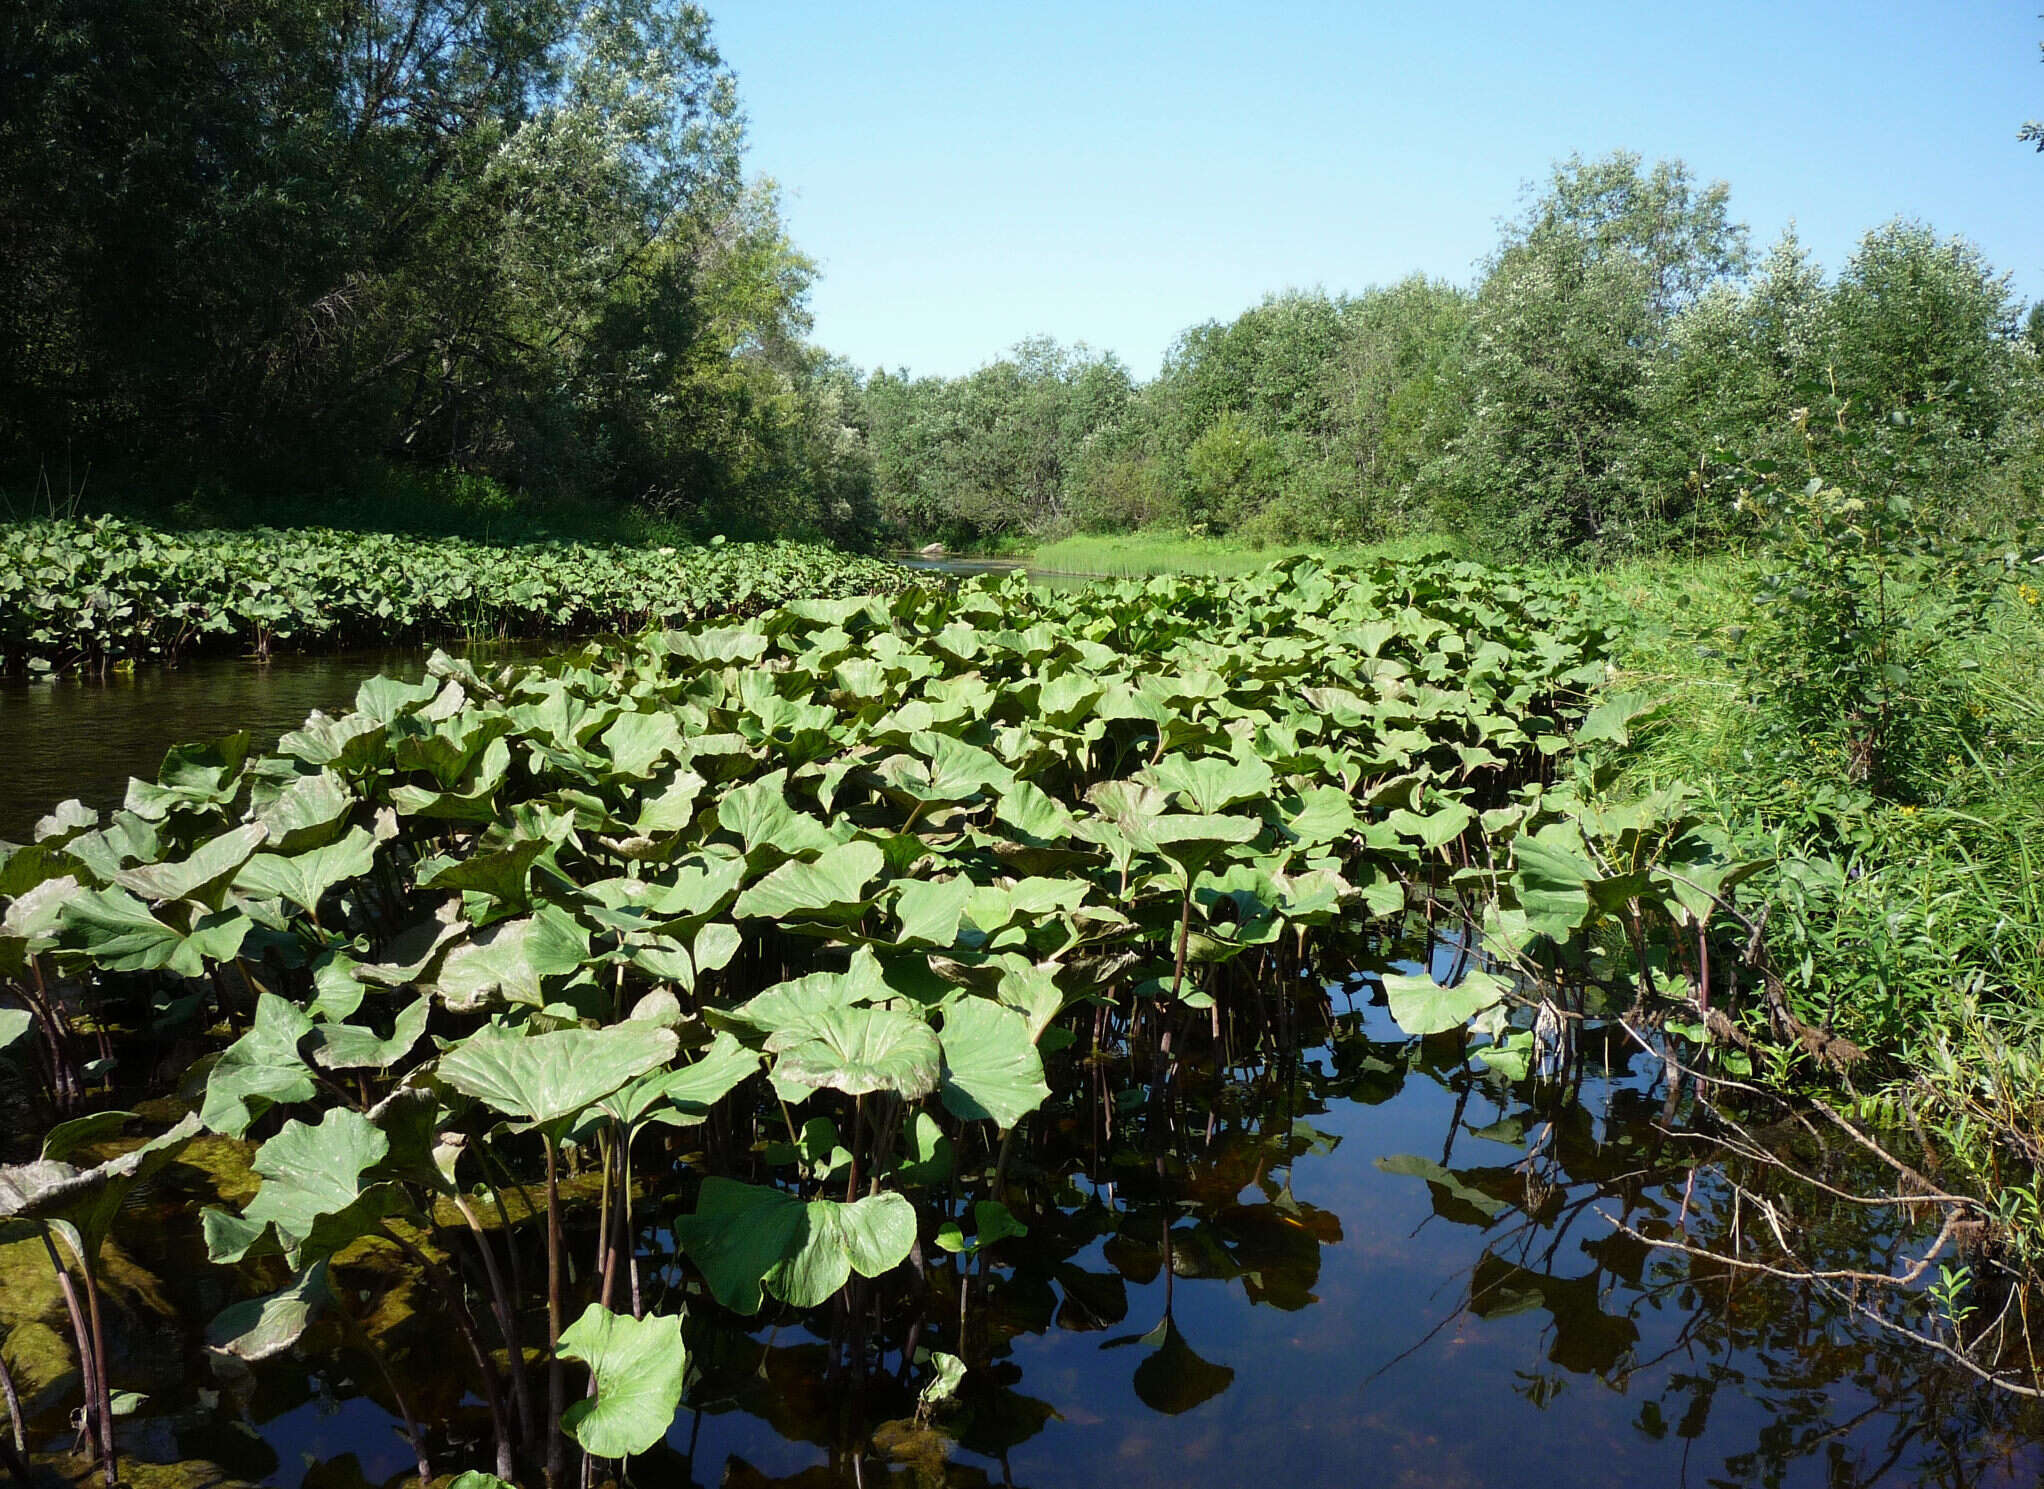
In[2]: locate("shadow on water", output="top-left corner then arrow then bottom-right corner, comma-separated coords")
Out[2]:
9,933 -> 2039,1489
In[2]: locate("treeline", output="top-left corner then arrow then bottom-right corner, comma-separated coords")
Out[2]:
0,1 -> 876,542
862,154 -> 2043,556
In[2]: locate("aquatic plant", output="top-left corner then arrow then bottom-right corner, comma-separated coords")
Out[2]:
0,554 -> 1799,1482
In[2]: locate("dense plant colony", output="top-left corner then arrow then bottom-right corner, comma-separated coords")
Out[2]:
0,519 -> 906,675
0,556 -> 1772,1484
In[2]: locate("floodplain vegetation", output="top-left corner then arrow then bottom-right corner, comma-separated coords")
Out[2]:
0,520 -> 904,676
0,552 -> 1839,1485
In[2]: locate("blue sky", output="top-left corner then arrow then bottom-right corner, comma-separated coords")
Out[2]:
710,2 -> 2044,379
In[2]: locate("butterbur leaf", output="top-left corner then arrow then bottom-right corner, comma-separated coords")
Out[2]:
773,1006 -> 941,1100
672,1178 -> 808,1315
201,994 -> 316,1136
767,1192 -> 917,1308
309,997 -> 430,1071
894,876 -> 973,948
206,1261 -> 330,1362
212,1107 -> 405,1265
436,1022 -> 678,1130
918,1350 -> 967,1412
731,840 -> 883,922
0,1008 -> 32,1060
1381,969 -> 1510,1037
938,999 -> 1049,1129
674,1179 -> 915,1314
235,826 -> 377,913
934,1199 -> 1028,1256
559,1304 -> 686,1457
113,823 -> 268,907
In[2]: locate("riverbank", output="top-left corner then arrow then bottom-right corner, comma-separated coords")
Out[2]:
1002,529 -> 2044,1277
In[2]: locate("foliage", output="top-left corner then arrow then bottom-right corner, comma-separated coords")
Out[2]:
0,3 -> 870,538
1728,396 -> 2013,802
0,517 -> 904,674
0,551 -> 1778,1479
863,154 -> 2037,562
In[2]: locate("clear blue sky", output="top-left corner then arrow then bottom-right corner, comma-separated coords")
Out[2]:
710,2 -> 2044,379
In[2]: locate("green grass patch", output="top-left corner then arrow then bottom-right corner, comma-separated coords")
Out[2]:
1024,528 -> 1470,577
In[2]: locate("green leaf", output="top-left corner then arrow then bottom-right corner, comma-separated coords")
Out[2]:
201,994 -> 316,1136
211,1107 -> 404,1265
892,1112 -> 954,1186
674,1179 -> 916,1314
428,909 -> 590,1012
938,998 -> 1049,1129
933,1199 -> 1029,1256
731,840 -> 883,922
436,1022 -> 679,1130
308,997 -> 430,1072
1380,969 -> 1510,1037
894,876 -> 973,948
112,823 -> 268,907
206,1261 -> 330,1362
672,1178 -> 808,1315
772,1006 -> 941,1100
1510,822 -> 1597,942
234,826 -> 377,914
767,1193 -> 917,1308
558,1303 -> 686,1457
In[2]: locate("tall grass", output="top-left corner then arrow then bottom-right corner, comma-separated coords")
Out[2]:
1607,555 -> 2044,1256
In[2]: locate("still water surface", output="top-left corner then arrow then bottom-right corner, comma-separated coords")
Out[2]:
27,967 -> 2038,1489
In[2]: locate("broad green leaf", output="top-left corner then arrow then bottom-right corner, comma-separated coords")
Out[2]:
436,1023 -> 679,1129
938,999 -> 1049,1129
211,1106 -> 404,1265
113,823 -> 268,907
894,876 -> 973,948
731,840 -> 883,922
773,1006 -> 941,1100
235,827 -> 377,913
308,997 -> 430,1071
767,1192 -> 917,1307
559,1303 -> 686,1457
206,1261 -> 330,1362
1381,969 -> 1510,1038
201,994 -> 316,1136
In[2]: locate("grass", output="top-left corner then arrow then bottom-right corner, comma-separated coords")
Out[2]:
1601,552 -> 2044,1261
1024,528 -> 1471,577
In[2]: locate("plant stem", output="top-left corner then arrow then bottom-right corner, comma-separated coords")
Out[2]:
546,1139 -> 566,1489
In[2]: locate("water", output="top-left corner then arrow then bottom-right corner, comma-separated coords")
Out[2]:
12,966 -> 2037,1489
0,641 -> 564,842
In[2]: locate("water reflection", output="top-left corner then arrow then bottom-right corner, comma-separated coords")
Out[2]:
0,640 -> 561,841
9,956 -> 2040,1488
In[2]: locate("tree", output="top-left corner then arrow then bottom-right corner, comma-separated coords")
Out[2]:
1446,152 -> 1749,554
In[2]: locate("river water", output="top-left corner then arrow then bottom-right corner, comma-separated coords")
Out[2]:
12,959 -> 2038,1489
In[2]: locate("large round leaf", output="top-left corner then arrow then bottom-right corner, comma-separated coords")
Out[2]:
558,1303 -> 686,1457
772,1006 -> 940,1100
436,1022 -> 678,1129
